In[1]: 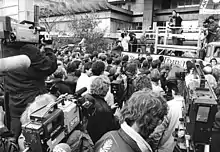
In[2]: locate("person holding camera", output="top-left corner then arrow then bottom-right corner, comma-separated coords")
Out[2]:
4,43 -> 57,141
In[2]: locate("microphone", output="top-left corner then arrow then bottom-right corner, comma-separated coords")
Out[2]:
74,87 -> 87,98
0,55 -> 31,72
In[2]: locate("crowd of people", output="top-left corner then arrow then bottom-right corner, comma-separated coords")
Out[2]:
1,13 -> 220,151
1,39 -> 220,152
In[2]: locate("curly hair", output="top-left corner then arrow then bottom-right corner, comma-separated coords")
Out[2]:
119,90 -> 168,139
134,74 -> 152,91
90,75 -> 110,97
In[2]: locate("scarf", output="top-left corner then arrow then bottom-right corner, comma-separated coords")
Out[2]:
121,122 -> 152,152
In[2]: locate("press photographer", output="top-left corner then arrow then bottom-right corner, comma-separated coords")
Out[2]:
3,43 -> 57,141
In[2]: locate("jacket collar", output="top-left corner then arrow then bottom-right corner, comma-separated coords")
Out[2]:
118,128 -> 142,152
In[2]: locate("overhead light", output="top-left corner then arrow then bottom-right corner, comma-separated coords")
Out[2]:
213,0 -> 220,3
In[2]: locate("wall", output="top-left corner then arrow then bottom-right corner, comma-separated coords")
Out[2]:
122,0 -> 144,14
0,0 -> 34,22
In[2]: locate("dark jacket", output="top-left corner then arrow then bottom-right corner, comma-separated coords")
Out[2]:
48,78 -> 73,95
4,44 -> 57,117
94,129 -> 142,152
64,73 -> 79,94
84,94 -> 120,143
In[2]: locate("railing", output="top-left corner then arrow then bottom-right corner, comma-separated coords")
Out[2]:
154,26 -> 203,54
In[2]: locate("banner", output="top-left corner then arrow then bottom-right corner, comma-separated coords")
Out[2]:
200,8 -> 220,14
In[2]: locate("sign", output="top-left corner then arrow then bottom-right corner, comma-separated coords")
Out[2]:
199,9 -> 220,14
121,51 -> 195,68
162,56 -> 187,68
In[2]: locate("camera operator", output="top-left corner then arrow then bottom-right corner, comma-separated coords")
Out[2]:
4,43 -> 57,141
84,75 -> 120,143
95,90 -> 168,152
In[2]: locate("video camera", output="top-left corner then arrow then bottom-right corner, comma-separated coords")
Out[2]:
22,87 -> 94,152
0,16 -> 51,44
174,63 -> 218,151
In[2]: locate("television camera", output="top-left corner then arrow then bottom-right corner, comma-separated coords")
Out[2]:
174,63 -> 218,152
21,87 -> 95,152
0,16 -> 51,44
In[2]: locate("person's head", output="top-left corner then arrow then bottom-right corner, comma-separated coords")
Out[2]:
125,62 -> 138,76
73,60 -> 82,70
91,61 -> 105,76
172,10 -> 177,16
147,56 -> 153,63
90,75 -> 110,98
98,53 -> 107,62
208,15 -> 215,23
125,31 -> 128,36
84,62 -> 92,76
142,60 -> 149,69
107,57 -> 113,65
84,54 -> 91,63
150,69 -> 161,82
210,58 -> 217,66
159,56 -> 164,63
186,61 -> 195,73
116,40 -> 122,46
114,58 -> 121,66
177,13 -> 180,17
151,60 -> 159,69
203,66 -> 213,74
53,143 -> 71,152
53,66 -> 67,79
122,55 -> 129,62
119,90 -> 168,139
134,74 -> 152,91
121,33 -> 125,38
66,61 -> 77,74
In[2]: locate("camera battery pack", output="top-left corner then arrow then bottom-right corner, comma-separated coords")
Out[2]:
58,100 -> 80,134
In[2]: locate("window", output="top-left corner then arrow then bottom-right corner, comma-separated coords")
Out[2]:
177,0 -> 200,7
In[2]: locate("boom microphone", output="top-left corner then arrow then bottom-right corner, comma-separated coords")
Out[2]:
0,55 -> 31,72
74,87 -> 87,98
